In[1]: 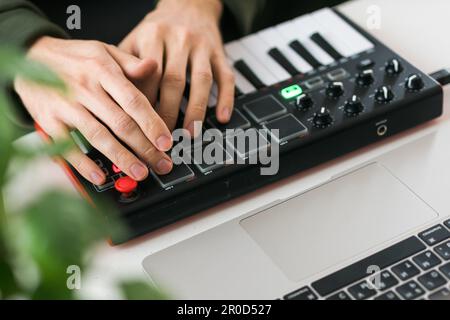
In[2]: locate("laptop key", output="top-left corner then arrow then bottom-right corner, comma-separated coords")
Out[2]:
396,281 -> 425,300
392,260 -> 420,281
243,95 -> 287,123
207,109 -> 251,133
418,224 -> 450,246
418,270 -> 447,291
348,281 -> 377,300
434,240 -> 450,260
439,262 -> 450,279
444,219 -> 450,230
151,162 -> 195,189
368,270 -> 398,291
284,286 -> 318,300
374,291 -> 401,300
413,251 -> 442,270
326,291 -> 352,300
429,287 -> 450,300
263,114 -> 308,143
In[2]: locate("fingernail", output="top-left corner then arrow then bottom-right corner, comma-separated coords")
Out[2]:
156,135 -> 173,151
130,163 -> 148,180
90,172 -> 105,185
221,108 -> 231,121
156,158 -> 173,174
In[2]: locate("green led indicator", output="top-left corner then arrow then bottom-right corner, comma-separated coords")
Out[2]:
281,84 -> 303,100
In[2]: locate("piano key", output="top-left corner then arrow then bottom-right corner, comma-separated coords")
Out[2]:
240,34 -> 291,82
234,60 -> 265,89
258,27 -> 313,73
268,48 -> 299,76
289,40 -> 322,69
310,32 -> 343,60
290,15 -> 334,66
226,58 -> 256,95
312,8 -> 373,56
225,41 -> 278,86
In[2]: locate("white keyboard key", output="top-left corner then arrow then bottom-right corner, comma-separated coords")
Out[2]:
240,34 -> 291,82
225,41 -> 278,86
258,27 -> 313,73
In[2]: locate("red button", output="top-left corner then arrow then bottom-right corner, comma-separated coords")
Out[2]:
112,164 -> 122,174
114,176 -> 137,194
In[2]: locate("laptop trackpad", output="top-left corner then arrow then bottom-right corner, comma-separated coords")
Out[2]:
240,163 -> 437,282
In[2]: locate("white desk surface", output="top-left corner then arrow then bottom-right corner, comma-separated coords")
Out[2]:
5,0 -> 450,299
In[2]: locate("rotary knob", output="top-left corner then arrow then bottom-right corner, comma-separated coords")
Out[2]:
375,86 -> 395,104
356,69 -> 375,87
313,107 -> 334,128
115,176 -> 138,200
385,58 -> 403,76
405,74 -> 424,92
344,95 -> 364,116
326,81 -> 345,98
295,93 -> 314,111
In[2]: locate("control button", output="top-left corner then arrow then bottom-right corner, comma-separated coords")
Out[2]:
327,68 -> 348,81
280,84 -> 303,100
344,95 -> 364,117
304,76 -> 324,90
284,286 -> 318,300
313,107 -> 333,129
374,86 -> 395,104
412,251 -> 442,271
385,58 -> 403,76
112,164 -> 121,174
358,58 -> 375,70
326,81 -> 344,98
356,69 -> 375,87
192,142 -> 233,173
225,128 -> 270,159
405,74 -> 424,92
114,176 -> 137,196
151,162 -> 195,189
295,93 -> 314,111
395,281 -> 425,300
419,224 -> 450,246
263,114 -> 308,143
207,109 -> 251,133
392,260 -> 420,280
243,95 -> 287,123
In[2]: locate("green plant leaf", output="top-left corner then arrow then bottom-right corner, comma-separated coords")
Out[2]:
119,281 -> 168,300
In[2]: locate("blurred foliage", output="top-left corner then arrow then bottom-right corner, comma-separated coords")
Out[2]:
0,46 -> 165,300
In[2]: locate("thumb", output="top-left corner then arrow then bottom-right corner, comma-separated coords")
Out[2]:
106,45 -> 157,80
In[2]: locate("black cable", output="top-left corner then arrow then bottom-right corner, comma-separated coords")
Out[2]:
430,69 -> 450,86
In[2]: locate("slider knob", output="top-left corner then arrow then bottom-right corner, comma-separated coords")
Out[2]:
375,86 -> 395,104
405,74 -> 424,92
313,107 -> 334,128
326,81 -> 345,98
344,95 -> 364,116
296,93 -> 314,111
385,58 -> 403,76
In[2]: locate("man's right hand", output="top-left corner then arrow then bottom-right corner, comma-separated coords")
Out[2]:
14,36 -> 174,186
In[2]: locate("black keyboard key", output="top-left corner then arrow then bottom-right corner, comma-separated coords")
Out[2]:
413,251 -> 442,270
392,260 -> 420,281
151,162 -> 195,189
429,287 -> 450,300
374,291 -> 401,300
347,281 -> 377,300
434,240 -> 450,260
440,262 -> 450,279
234,60 -> 265,89
289,40 -> 322,69
326,291 -> 352,300
418,270 -> 447,291
263,114 -> 308,144
444,219 -> 450,230
268,47 -> 299,77
207,109 -> 251,133
396,281 -> 425,300
310,32 -> 343,61
419,224 -> 450,246
284,286 -> 318,300
311,237 -> 425,296
368,270 -> 398,291
235,86 -> 243,97
243,95 -> 287,123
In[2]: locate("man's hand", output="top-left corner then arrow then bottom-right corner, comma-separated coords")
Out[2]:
120,0 -> 235,136
15,36 -> 174,186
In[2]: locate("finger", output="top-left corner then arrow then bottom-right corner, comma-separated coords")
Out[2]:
44,120 -> 106,185
79,88 -> 173,175
183,49 -> 213,136
157,40 -> 189,131
67,107 -> 150,181
97,62 -> 173,152
211,53 -> 235,123
106,45 -> 157,80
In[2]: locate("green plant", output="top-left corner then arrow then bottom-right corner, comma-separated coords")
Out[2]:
0,46 -> 165,300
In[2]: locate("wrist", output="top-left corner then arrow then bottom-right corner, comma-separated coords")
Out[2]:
156,0 -> 223,22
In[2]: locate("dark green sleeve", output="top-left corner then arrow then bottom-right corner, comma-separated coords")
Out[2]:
0,0 -> 68,49
222,0 -> 266,36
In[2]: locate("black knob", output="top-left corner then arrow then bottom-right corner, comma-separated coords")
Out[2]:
385,58 -> 403,76
344,95 -> 364,116
375,86 -> 395,104
296,93 -> 314,111
405,74 -> 424,92
326,81 -> 345,98
313,107 -> 333,128
356,69 -> 375,87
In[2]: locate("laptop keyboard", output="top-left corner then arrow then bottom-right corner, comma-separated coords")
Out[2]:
283,218 -> 450,300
